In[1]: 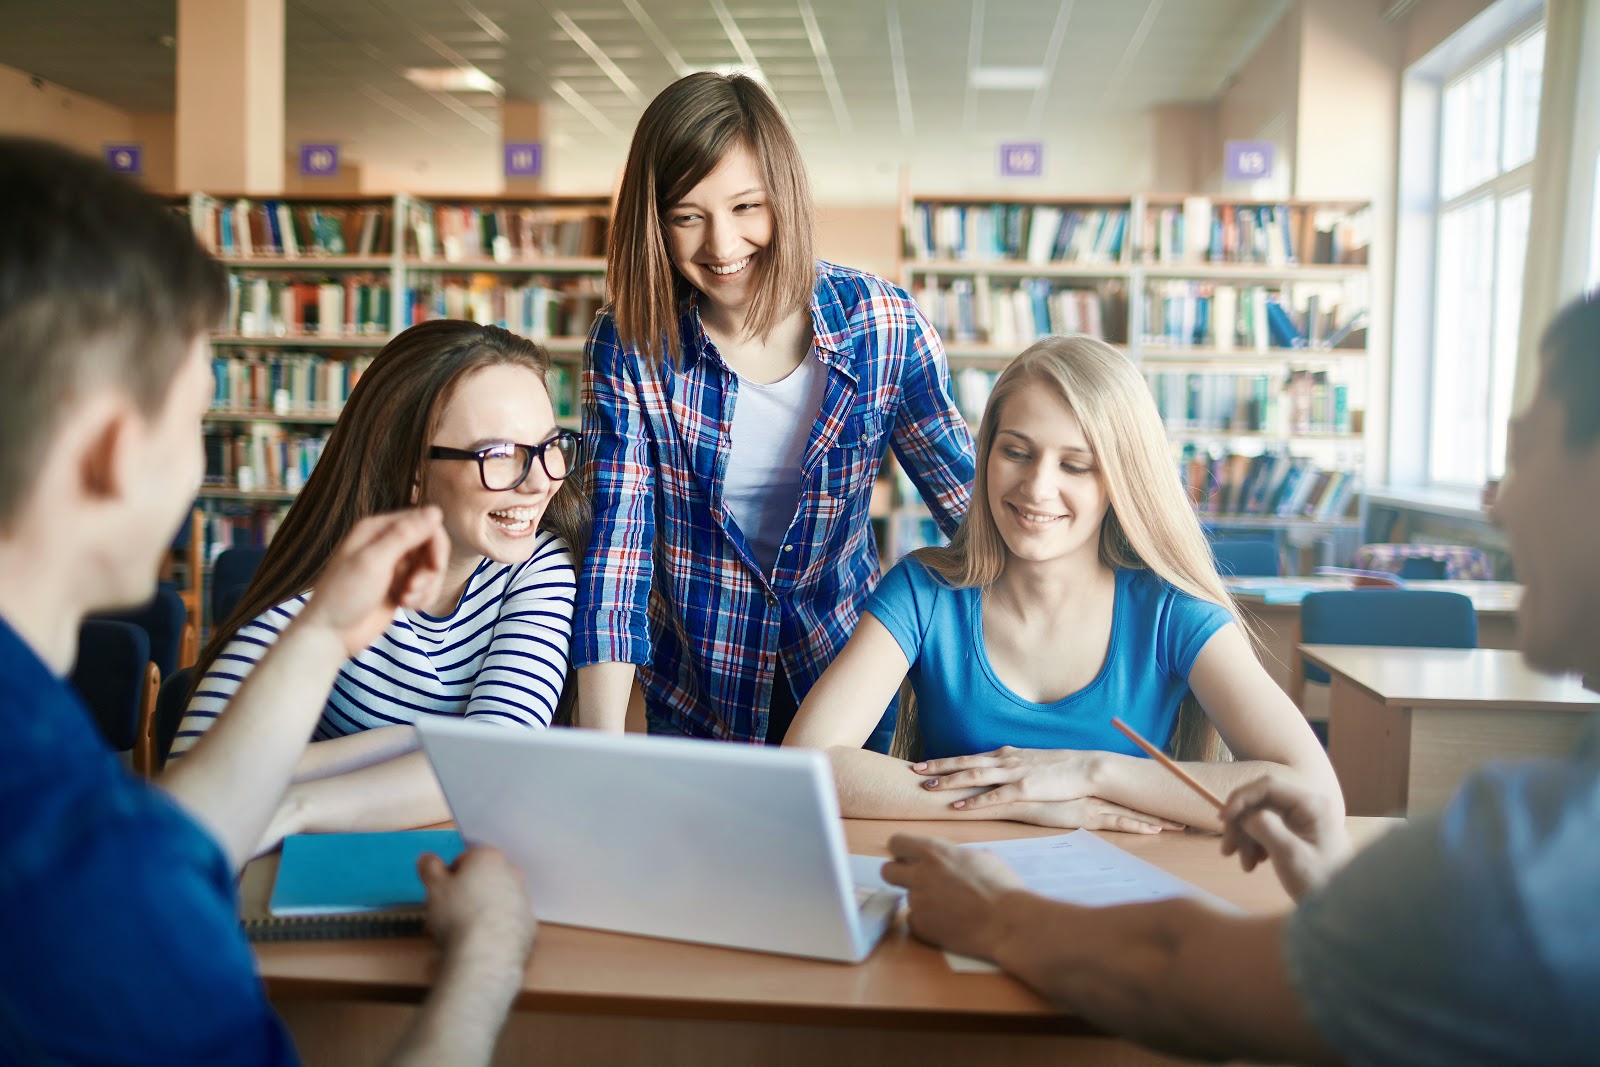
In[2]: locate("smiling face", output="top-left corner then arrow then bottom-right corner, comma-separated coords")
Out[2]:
423,363 -> 561,580
663,141 -> 773,321
1496,383 -> 1600,677
984,380 -> 1111,568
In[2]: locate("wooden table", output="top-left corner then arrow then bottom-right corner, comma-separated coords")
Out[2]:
249,817 -> 1393,1067
1301,643 -> 1599,816
1226,578 -> 1523,711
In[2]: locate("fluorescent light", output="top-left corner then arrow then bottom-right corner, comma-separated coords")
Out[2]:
970,66 -> 1048,90
403,66 -> 504,95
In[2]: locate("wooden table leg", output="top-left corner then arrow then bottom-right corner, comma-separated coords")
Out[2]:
1326,679 -> 1410,816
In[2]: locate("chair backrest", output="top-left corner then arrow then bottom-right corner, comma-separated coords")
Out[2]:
1299,590 -> 1479,687
1211,539 -> 1281,578
211,546 -> 268,628
154,665 -> 196,772
70,619 -> 160,774
93,582 -> 192,680
1397,556 -> 1448,580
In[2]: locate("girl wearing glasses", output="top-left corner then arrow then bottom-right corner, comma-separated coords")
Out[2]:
578,72 -> 974,749
173,320 -> 587,850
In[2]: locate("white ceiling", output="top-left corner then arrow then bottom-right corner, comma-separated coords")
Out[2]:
0,0 -> 1292,185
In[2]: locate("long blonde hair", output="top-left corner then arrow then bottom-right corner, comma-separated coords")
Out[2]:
910,335 -> 1247,762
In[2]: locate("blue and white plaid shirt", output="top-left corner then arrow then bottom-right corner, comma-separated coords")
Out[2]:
575,261 -> 974,741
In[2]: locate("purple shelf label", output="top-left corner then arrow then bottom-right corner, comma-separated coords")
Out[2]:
504,142 -> 543,178
299,143 -> 340,178
1224,140 -> 1275,182
104,144 -> 142,175
999,141 -> 1043,178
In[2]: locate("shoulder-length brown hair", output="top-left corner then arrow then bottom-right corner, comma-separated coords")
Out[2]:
192,320 -> 590,706
906,335 -> 1250,763
608,71 -> 815,366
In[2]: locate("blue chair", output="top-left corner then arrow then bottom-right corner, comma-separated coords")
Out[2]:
1294,590 -> 1478,707
153,665 -> 196,771
1211,539 -> 1281,577
211,546 -> 268,628
1398,556 -> 1449,580
94,582 -> 194,681
70,619 -> 160,775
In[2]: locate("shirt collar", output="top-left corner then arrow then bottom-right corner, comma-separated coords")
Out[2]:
675,265 -> 855,383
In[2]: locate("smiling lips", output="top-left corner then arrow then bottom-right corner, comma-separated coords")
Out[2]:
705,255 -> 752,276
488,507 -> 540,534
1008,503 -> 1066,530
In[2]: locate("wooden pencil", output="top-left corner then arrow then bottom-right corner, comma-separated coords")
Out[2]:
1110,717 -> 1225,811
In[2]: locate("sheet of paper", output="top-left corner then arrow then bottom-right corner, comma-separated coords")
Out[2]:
941,830 -> 1234,972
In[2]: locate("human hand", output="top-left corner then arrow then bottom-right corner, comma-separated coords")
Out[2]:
1220,775 -> 1351,901
418,847 -> 537,971
977,796 -> 1186,834
881,834 -> 1024,960
297,507 -> 449,657
911,746 -> 1102,809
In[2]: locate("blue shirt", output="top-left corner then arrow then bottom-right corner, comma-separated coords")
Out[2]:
0,615 -> 296,1065
1284,714 -> 1600,1065
865,559 -> 1233,759
575,261 -> 975,743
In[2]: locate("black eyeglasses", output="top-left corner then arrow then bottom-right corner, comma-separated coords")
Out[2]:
428,430 -> 582,491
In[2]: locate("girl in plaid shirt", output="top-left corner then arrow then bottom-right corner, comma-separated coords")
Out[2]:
574,72 -> 975,748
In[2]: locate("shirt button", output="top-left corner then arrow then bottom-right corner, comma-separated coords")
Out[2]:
782,544 -> 793,553
766,592 -> 779,607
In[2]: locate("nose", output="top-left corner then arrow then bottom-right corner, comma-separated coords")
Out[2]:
1019,459 -> 1056,502
516,454 -> 555,496
703,212 -> 742,262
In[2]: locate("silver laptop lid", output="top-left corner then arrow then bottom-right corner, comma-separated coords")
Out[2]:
416,717 -> 875,962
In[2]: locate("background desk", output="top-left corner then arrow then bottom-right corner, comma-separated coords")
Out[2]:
1227,579 -> 1523,709
249,817 -> 1392,1067
1301,644 -> 1600,816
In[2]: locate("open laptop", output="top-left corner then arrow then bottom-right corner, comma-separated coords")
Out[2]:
415,716 -> 905,963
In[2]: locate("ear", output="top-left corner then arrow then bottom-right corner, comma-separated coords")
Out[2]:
77,403 -> 139,505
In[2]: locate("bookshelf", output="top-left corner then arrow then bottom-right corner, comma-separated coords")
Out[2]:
892,193 -> 1373,572
182,191 -> 611,621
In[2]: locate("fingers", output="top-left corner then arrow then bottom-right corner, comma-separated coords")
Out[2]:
417,852 -> 449,893
923,767 -> 1016,792
887,833 -> 943,863
911,753 -> 997,777
1221,774 -> 1318,828
951,783 -> 1021,809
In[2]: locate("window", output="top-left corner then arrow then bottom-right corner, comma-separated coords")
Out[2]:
1427,24 -> 1543,487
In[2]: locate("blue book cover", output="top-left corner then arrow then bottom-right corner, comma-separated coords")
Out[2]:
270,829 -> 465,917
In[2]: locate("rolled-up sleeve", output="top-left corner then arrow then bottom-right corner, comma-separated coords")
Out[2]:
573,312 -> 657,667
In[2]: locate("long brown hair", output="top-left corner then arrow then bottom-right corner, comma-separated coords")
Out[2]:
607,71 -> 816,366
193,321 -> 590,711
909,336 -> 1248,763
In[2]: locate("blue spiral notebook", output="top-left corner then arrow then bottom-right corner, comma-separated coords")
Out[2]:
243,831 -> 467,940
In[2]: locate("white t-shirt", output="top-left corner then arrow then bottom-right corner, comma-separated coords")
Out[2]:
723,349 -> 828,575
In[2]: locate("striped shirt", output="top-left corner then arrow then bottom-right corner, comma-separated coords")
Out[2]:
575,260 -> 975,742
171,532 -> 574,758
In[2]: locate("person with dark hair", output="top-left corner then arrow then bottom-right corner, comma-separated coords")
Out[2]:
0,137 -> 536,1065
576,71 -> 975,749
881,290 -> 1600,1064
173,319 -> 588,851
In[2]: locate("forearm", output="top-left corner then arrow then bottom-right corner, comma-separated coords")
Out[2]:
829,747 -> 992,819
576,661 -> 636,732
280,750 -> 451,835
1095,754 -> 1343,833
990,894 -> 1333,1064
387,927 -> 528,1067
293,724 -> 420,783
157,618 -> 348,871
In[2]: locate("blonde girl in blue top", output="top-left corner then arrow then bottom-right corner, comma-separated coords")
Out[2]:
785,335 -> 1339,833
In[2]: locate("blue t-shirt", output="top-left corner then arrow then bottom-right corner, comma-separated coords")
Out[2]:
865,559 -> 1233,759
1284,715 -> 1600,1065
0,615 -> 296,1065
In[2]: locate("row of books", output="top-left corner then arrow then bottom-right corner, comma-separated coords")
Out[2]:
200,502 -> 291,565
195,199 -> 391,258
1145,199 -> 1371,266
912,278 -> 1125,347
409,204 -> 608,262
227,275 -> 391,338
1146,371 -> 1354,435
406,276 -> 604,339
907,203 -> 1128,264
204,428 -> 329,494
209,353 -> 373,416
1141,283 -> 1366,351
1181,447 -> 1361,522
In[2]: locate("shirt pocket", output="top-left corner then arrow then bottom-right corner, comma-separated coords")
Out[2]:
824,412 -> 886,500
